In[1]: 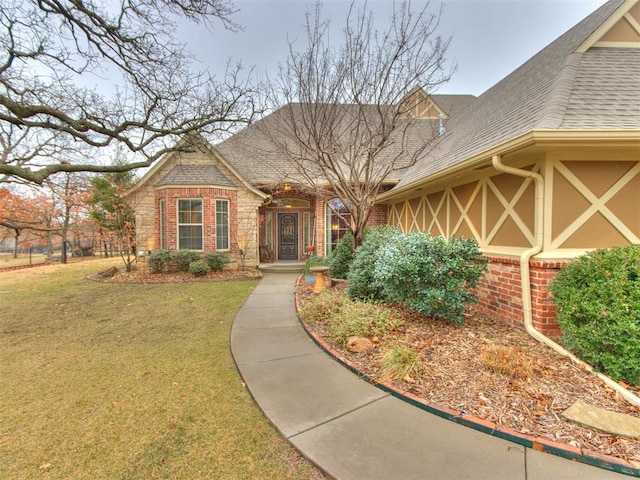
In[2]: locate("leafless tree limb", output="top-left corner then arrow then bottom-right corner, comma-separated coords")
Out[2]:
265,1 -> 453,245
1,0 -> 260,184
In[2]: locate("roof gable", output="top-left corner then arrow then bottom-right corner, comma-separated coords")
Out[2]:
157,164 -> 235,187
398,86 -> 448,119
130,133 -> 266,199
389,0 -> 637,194
578,0 -> 640,51
397,86 -> 476,120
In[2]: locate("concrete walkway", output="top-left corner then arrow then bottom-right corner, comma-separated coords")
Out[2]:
230,273 -> 631,480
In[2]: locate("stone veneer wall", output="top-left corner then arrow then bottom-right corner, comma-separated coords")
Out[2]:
473,255 -> 569,340
131,148 -> 264,269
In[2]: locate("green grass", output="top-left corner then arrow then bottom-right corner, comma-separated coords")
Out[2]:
0,259 -> 324,479
0,252 -> 49,268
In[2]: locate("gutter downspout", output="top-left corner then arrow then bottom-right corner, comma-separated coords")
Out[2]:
491,155 -> 640,406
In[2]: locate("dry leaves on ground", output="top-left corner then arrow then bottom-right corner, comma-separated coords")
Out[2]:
297,281 -> 640,468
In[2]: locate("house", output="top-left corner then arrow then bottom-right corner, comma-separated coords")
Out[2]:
377,0 -> 640,338
130,92 -> 473,268
131,0 -> 639,338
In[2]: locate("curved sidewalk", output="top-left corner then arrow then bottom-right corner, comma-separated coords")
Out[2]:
230,273 -> 630,480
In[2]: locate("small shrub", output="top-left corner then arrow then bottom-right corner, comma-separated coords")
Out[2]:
347,226 -> 401,302
329,231 -> 355,279
550,245 -> 640,383
325,300 -> 403,346
303,255 -> 330,275
374,232 -> 488,323
189,259 -> 211,276
298,290 -> 349,325
174,250 -> 201,272
379,344 -> 423,381
148,249 -> 174,273
480,344 -> 533,379
204,252 -> 229,272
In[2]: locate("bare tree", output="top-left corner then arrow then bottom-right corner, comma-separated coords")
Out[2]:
0,0 -> 260,185
267,1 -> 452,246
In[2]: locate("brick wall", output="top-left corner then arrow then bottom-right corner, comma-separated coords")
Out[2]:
366,203 -> 388,227
473,255 -> 569,340
155,187 -> 238,254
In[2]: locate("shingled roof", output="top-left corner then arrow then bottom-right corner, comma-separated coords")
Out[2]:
215,93 -> 475,185
393,0 -> 638,191
157,165 -> 235,187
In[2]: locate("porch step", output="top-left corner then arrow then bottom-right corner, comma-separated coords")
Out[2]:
258,261 -> 306,274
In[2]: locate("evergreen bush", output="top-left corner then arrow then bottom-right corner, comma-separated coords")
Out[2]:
374,232 -> 488,323
174,250 -> 201,272
147,249 -> 174,273
329,231 -> 355,279
204,252 -> 229,272
550,245 -> 640,383
303,255 -> 330,275
347,226 -> 400,302
188,259 -> 211,276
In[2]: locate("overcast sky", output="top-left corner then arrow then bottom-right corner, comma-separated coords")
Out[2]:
177,0 -> 607,97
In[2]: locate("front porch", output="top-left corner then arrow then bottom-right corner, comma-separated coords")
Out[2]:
257,260 -> 306,274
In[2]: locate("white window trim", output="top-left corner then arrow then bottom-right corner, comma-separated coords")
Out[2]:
216,199 -> 230,251
177,198 -> 204,251
159,199 -> 166,250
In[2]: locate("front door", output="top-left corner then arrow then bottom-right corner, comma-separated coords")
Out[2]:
278,213 -> 298,260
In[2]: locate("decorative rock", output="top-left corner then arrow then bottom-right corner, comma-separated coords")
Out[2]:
347,336 -> 374,353
99,266 -> 119,279
562,399 -> 640,438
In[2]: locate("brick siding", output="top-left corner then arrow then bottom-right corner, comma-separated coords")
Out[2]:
473,255 -> 569,340
155,187 -> 238,253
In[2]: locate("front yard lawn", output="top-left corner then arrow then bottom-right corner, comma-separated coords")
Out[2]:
0,260 -> 323,479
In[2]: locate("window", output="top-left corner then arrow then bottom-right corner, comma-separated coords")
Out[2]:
325,199 -> 352,254
158,199 -> 166,249
216,199 -> 230,250
303,211 -> 311,248
177,199 -> 203,250
265,211 -> 274,251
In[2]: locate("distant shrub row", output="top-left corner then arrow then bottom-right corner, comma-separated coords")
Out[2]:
148,249 -> 229,276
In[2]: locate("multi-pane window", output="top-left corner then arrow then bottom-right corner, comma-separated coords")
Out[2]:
158,199 -> 166,249
177,199 -> 203,250
216,199 -> 230,250
325,198 -> 352,254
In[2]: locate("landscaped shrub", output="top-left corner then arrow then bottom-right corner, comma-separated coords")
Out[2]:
204,252 -> 229,272
329,231 -> 355,279
298,290 -> 402,346
347,226 -> 401,302
550,245 -> 640,384
148,249 -> 174,273
480,344 -> 533,379
325,300 -> 403,346
374,232 -> 488,323
174,250 -> 202,272
378,344 -> 423,381
189,259 -> 211,276
303,255 -> 330,275
298,290 -> 349,325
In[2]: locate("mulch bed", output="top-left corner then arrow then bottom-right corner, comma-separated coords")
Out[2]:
296,280 -> 640,469
88,267 -> 262,283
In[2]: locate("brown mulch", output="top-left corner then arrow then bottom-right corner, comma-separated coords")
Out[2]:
296,281 -> 640,469
88,266 -> 262,283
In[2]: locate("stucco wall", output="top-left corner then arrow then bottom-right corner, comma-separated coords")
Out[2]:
385,149 -> 640,337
